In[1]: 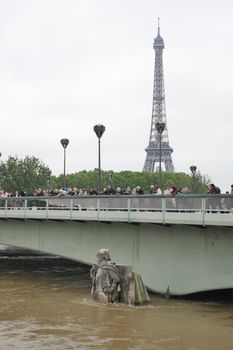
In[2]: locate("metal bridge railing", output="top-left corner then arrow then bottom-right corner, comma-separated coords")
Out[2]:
0,195 -> 233,225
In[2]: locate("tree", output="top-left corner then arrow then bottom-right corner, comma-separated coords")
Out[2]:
53,169 -> 209,194
0,156 -> 52,193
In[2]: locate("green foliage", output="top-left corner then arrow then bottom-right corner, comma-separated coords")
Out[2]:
0,155 -> 52,193
56,169 -> 100,190
0,154 -> 209,194
54,169 -> 209,194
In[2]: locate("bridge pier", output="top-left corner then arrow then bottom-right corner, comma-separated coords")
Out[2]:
0,219 -> 233,295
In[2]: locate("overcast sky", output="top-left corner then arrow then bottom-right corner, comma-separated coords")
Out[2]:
0,0 -> 232,191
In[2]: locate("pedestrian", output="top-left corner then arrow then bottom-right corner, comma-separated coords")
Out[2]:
149,185 -> 156,194
170,185 -> 178,196
154,185 -> 162,195
136,186 -> 144,195
207,184 -> 221,212
230,185 -> 233,195
207,184 -> 221,194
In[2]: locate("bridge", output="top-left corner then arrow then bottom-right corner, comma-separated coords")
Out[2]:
0,194 -> 233,296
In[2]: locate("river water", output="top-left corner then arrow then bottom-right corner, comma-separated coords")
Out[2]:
0,248 -> 233,350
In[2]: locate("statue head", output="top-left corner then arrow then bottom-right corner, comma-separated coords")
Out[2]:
96,248 -> 111,263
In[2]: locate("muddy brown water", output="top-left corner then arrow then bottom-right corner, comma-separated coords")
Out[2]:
0,249 -> 233,350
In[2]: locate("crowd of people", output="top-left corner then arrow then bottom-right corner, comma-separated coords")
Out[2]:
0,183 -> 233,198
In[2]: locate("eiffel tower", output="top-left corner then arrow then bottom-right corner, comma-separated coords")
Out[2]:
143,20 -> 175,173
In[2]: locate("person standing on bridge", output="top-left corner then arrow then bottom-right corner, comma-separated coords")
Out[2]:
207,184 -> 221,212
207,184 -> 221,194
154,185 -> 162,195
136,186 -> 144,195
230,185 -> 233,195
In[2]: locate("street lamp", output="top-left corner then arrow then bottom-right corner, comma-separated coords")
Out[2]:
155,121 -> 166,188
190,165 -> 197,174
190,165 -> 197,193
94,124 -> 105,193
108,171 -> 113,186
60,138 -> 69,188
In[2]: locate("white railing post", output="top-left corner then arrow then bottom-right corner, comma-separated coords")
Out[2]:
70,198 -> 73,220
97,198 -> 100,221
46,199 -> 49,220
4,199 -> 7,219
127,197 -> 132,223
24,199 -> 27,220
202,197 -> 206,227
162,197 -> 166,224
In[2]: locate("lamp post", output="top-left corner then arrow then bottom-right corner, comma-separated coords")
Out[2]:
60,138 -> 69,188
190,165 -> 197,193
108,171 -> 113,186
94,124 -> 105,193
155,121 -> 165,188
47,180 -> 51,196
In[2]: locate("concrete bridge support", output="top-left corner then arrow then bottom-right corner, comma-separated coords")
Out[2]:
0,219 -> 233,295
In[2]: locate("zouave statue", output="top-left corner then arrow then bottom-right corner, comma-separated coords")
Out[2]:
90,249 -> 150,305
90,249 -> 121,303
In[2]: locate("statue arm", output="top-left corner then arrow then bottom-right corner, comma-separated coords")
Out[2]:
105,270 -> 120,293
90,264 -> 97,279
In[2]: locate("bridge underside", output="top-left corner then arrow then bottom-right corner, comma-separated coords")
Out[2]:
0,219 -> 233,296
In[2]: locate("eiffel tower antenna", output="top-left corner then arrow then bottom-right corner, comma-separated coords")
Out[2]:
143,20 -> 175,173
158,17 -> 160,34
